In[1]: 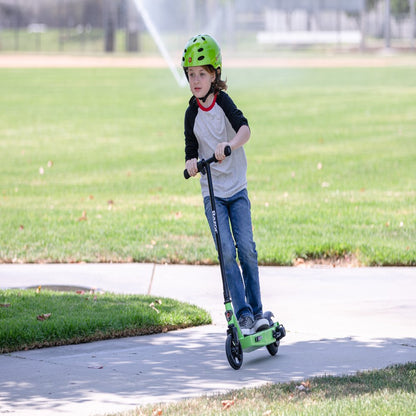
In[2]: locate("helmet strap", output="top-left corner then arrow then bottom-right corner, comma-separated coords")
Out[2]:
198,84 -> 215,103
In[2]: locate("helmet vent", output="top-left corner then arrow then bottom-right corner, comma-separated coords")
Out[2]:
198,56 -> 205,61
198,47 -> 203,52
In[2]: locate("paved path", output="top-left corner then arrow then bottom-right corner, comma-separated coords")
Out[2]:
1,264 -> 415,415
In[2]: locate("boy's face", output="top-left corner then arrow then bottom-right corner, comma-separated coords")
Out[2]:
187,66 -> 215,100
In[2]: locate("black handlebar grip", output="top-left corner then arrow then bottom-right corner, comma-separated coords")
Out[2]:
184,145 -> 232,179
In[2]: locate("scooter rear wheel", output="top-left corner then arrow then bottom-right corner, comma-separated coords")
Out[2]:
266,341 -> 279,356
225,334 -> 243,370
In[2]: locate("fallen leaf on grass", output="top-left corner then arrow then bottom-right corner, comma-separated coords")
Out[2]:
152,409 -> 163,416
302,380 -> 311,389
78,211 -> 87,221
0,303 -> 11,308
294,258 -> 305,266
295,380 -> 311,392
221,399 -> 235,410
37,313 -> 52,321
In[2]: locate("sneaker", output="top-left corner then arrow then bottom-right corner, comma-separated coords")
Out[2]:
253,314 -> 270,332
238,315 -> 255,336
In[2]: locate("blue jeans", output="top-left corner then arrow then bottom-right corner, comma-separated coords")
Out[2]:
204,189 -> 263,320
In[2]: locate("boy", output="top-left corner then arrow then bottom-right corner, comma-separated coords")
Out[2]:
182,34 -> 269,335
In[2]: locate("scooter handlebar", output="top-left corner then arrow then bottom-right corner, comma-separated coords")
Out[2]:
184,145 -> 231,179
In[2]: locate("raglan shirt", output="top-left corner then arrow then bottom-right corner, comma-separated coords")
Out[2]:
184,91 -> 249,199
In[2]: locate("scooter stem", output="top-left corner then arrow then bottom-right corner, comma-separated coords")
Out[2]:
205,162 -> 232,304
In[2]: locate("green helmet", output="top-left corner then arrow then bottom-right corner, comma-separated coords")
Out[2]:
182,34 -> 222,71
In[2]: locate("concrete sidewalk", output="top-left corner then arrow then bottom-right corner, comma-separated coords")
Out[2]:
0,264 -> 415,416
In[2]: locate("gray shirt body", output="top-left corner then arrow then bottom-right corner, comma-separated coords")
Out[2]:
184,91 -> 249,198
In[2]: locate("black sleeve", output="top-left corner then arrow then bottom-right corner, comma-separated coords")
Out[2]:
184,97 -> 199,161
216,91 -> 249,133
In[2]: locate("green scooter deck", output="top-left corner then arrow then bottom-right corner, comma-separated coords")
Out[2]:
240,322 -> 281,352
225,301 -> 283,353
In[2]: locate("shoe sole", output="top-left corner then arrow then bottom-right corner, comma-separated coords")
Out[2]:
254,318 -> 270,332
255,323 -> 269,332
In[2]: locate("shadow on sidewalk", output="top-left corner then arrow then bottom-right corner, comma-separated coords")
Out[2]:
1,326 -> 415,414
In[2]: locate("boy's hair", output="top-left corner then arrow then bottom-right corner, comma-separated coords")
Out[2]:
203,65 -> 228,93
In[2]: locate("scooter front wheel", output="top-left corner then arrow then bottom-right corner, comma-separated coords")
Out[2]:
225,333 -> 243,370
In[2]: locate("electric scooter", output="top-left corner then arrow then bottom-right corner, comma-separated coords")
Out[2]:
184,146 -> 286,369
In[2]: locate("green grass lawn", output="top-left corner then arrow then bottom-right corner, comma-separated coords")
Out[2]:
0,288 -> 210,353
0,65 -> 415,265
114,362 -> 416,416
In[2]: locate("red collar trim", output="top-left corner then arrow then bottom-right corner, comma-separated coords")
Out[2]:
197,94 -> 217,112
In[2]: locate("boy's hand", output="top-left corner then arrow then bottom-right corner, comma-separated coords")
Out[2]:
215,142 -> 230,162
185,158 -> 198,177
